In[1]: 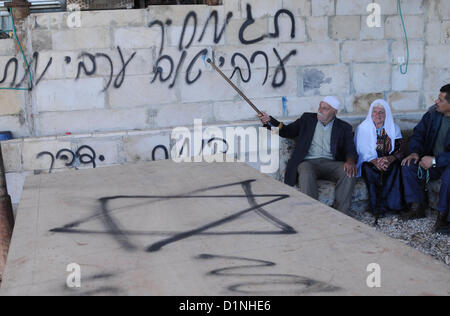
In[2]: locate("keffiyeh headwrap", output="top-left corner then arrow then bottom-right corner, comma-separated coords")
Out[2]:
355,99 -> 402,177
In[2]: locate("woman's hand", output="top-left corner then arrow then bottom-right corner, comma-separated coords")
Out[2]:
371,157 -> 394,172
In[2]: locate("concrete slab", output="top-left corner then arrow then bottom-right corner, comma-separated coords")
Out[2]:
0,161 -> 449,296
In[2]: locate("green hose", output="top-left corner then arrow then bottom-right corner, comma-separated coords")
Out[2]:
398,0 -> 409,75
0,8 -> 32,91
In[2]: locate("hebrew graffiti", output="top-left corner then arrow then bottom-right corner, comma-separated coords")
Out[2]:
36,145 -> 104,173
0,5 -> 299,92
197,254 -> 340,295
75,47 -> 136,91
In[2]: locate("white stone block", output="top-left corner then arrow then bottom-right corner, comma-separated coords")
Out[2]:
353,63 -> 391,93
442,21 -> 450,44
398,0 -> 425,15
35,78 -> 106,112
342,41 -> 389,63
31,13 -> 50,29
0,116 -> 29,138
22,140 -> 72,172
330,16 -> 361,40
373,0 -> 398,15
0,89 -> 23,116
360,16 -> 385,40
214,97 -> 284,122
424,67 -> 450,92
224,0 -> 241,18
35,108 -> 150,136
169,23 -> 225,48
124,132 -> 171,162
438,0 -> 450,20
147,5 -> 212,26
213,44 -> 278,72
155,103 -> 214,128
179,70 -> 238,103
425,45 -> 450,68
240,0 -> 283,18
31,51 -> 77,80
78,9 -> 146,28
0,39 -> 17,56
114,27 -> 162,49
52,28 -> 111,51
31,30 -> 53,51
312,0 -> 335,16
385,16 -> 425,39
286,42 -> 340,65
267,16 -> 307,43
286,96 -> 330,117
225,17 -> 268,46
108,75 -> 178,108
5,172 -> 29,205
391,40 -> 424,64
1,141 -> 22,173
336,0 -> 372,15
75,140 -> 121,167
349,92 -> 386,113
426,21 -> 441,45
241,67 -> 298,99
149,46 -> 210,77
282,0 -> 311,16
89,48 -> 153,77
391,64 -> 423,91
302,64 -> 350,96
306,17 -> 329,41
424,0 -> 439,21
388,91 -> 421,111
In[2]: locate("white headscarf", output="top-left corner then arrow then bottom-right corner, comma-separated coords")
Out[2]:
355,99 -> 402,177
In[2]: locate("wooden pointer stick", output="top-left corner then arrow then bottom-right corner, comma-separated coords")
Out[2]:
206,58 -> 263,116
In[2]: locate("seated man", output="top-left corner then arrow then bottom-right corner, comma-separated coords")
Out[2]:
401,84 -> 450,234
258,96 -> 357,214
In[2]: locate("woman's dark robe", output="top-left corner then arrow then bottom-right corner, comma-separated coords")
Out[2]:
361,129 -> 405,213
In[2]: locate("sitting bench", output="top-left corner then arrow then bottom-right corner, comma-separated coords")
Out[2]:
276,129 -> 442,213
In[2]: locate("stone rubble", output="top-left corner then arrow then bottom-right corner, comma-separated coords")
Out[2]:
351,209 -> 450,268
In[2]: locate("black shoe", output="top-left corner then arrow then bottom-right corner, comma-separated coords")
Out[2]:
433,212 -> 450,234
401,203 -> 425,220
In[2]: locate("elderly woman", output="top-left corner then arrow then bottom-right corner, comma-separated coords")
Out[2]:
355,100 -> 405,216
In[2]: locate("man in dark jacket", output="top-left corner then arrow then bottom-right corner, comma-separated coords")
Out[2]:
401,84 -> 450,234
258,96 -> 358,214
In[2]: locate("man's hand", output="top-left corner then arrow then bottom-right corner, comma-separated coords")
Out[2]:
344,158 -> 357,178
401,153 -> 420,166
419,156 -> 435,170
258,112 -> 271,125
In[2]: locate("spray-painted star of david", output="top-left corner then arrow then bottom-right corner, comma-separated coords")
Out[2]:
50,179 -> 300,252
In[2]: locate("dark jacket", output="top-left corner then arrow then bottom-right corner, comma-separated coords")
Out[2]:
410,106 -> 450,168
277,113 -> 358,187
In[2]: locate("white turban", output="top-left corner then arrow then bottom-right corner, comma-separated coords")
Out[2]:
322,96 -> 341,111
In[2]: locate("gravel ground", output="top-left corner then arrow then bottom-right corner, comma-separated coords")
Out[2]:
351,209 -> 450,268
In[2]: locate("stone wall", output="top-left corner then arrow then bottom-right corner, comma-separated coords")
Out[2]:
0,0 -> 448,137
0,0 -> 449,210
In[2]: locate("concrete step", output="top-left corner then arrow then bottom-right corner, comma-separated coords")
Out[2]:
1,161 -> 449,296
